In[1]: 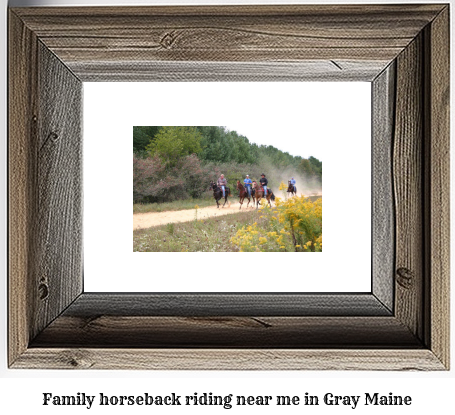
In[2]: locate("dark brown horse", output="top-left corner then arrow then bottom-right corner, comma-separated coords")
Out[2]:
210,181 -> 230,208
236,181 -> 252,209
252,182 -> 275,208
287,181 -> 297,196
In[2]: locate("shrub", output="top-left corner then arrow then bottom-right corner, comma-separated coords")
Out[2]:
277,195 -> 322,251
230,195 -> 322,252
134,154 -> 225,203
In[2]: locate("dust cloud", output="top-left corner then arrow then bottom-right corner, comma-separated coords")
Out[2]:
253,162 -> 322,198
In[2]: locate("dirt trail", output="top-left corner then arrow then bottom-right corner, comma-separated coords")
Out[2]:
133,193 -> 321,230
133,201 -> 252,230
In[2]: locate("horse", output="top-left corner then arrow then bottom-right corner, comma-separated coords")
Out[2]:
252,182 -> 275,208
236,180 -> 252,209
210,181 -> 230,208
287,181 -> 297,196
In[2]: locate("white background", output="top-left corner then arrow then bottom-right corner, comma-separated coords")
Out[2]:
1,0 -> 454,414
84,82 -> 371,292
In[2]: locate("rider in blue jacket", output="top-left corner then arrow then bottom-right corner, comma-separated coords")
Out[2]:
290,177 -> 296,193
244,174 -> 252,197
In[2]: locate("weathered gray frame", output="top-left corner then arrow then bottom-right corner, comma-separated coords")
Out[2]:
8,4 -> 449,370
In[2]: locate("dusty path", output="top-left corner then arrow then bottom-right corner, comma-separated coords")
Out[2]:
133,200 -> 254,230
133,193 -> 321,230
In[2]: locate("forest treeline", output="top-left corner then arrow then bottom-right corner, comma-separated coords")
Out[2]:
133,126 -> 322,203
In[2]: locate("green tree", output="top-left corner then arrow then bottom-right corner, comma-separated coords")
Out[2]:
133,126 -> 161,155
146,126 -> 203,166
299,158 -> 322,179
198,126 -> 230,162
309,156 -> 322,178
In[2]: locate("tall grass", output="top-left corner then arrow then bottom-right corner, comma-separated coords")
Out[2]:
133,210 -> 262,252
133,196 -> 214,214
133,195 -> 322,252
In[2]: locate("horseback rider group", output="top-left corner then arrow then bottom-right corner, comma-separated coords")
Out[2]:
241,173 -> 269,196
213,173 -> 297,210
217,173 -> 297,197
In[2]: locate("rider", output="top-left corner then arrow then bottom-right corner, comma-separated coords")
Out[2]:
260,173 -> 268,196
243,174 -> 252,197
217,174 -> 228,197
290,177 -> 296,193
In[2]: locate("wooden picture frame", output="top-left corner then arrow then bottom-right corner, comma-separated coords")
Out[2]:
9,4 -> 449,370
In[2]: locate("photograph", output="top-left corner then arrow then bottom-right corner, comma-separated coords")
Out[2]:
4,0 -> 450,381
82,81 -> 369,293
133,125 -> 322,252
